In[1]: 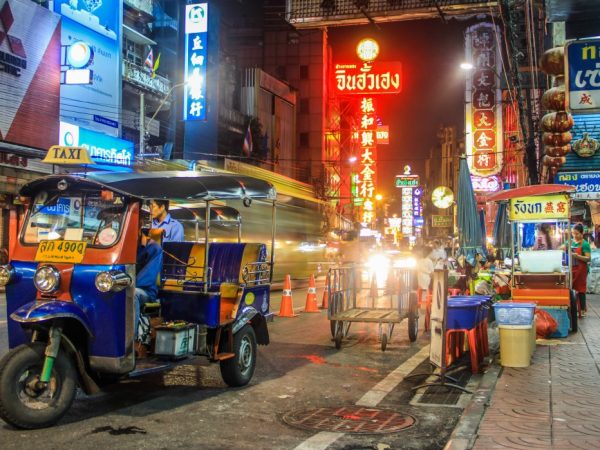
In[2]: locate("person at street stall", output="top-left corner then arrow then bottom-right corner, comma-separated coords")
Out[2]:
428,239 -> 448,270
415,245 -> 435,292
533,223 -> 557,250
135,223 -> 163,343
151,199 -> 184,242
568,223 -> 591,317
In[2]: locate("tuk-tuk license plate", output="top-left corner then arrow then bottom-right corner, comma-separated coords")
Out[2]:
35,240 -> 87,264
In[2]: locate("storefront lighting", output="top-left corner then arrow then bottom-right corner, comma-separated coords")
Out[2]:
67,41 -> 94,69
64,69 -> 92,85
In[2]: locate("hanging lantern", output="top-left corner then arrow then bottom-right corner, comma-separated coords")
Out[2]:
540,47 -> 565,76
544,145 -> 571,157
553,75 -> 565,87
541,86 -> 566,111
542,131 -> 572,146
541,111 -> 574,133
542,155 -> 566,167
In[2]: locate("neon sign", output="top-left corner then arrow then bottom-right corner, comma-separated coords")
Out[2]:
356,38 -> 379,62
334,62 -> 402,95
184,3 -> 208,121
471,175 -> 501,192
357,97 -> 377,224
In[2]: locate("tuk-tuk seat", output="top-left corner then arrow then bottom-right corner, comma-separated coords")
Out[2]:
160,242 -> 267,292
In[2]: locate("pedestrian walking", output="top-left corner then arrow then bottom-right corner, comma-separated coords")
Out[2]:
569,223 -> 591,316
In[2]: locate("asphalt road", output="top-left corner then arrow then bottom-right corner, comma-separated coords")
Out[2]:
0,290 -> 464,449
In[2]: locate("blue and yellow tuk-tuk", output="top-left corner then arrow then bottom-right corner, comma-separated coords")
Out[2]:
0,170 -> 277,429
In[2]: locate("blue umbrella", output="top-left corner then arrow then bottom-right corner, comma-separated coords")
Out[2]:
492,202 -> 511,259
457,157 -> 486,266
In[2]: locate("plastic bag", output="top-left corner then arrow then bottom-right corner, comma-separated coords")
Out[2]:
535,309 -> 558,338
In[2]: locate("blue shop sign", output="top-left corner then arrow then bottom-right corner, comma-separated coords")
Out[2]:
566,39 -> 600,113
554,171 -> 600,199
59,122 -> 133,167
183,3 -> 208,121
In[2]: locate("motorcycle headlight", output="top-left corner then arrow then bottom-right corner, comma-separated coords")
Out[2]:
34,266 -> 61,293
0,265 -> 14,286
95,271 -> 131,293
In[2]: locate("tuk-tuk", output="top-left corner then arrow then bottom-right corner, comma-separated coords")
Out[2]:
0,170 -> 277,429
488,184 -> 578,332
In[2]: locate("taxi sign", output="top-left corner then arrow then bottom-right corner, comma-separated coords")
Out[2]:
35,240 -> 88,264
43,146 -> 95,165
509,194 -> 570,221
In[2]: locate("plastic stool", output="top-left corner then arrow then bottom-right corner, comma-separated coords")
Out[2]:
445,328 -> 482,374
448,288 -> 461,296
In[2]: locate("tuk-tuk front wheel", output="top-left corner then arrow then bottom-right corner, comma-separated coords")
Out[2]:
0,342 -> 77,429
220,325 -> 257,387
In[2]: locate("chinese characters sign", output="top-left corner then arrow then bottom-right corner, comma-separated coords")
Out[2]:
509,194 -> 570,221
184,3 -> 208,121
566,39 -> 600,113
465,23 -> 503,176
357,97 -> 377,224
334,62 -> 402,95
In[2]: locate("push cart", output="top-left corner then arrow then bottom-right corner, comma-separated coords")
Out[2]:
488,184 -> 578,334
327,265 -> 419,351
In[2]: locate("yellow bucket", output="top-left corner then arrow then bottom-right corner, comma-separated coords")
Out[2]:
499,324 -> 533,368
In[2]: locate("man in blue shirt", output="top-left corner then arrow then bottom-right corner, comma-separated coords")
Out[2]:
151,199 -> 184,242
135,227 -> 163,342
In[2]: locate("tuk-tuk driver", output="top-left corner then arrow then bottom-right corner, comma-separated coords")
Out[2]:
135,225 -> 163,341
150,199 -> 184,242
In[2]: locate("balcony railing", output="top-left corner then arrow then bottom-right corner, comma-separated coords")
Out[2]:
124,0 -> 153,17
287,0 -> 498,27
122,59 -> 171,96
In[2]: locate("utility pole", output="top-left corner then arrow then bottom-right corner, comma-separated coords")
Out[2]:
139,92 -> 145,155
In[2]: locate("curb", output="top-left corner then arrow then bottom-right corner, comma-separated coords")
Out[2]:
443,361 -> 502,450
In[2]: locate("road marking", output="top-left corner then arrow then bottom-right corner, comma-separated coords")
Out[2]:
356,345 -> 430,407
294,344 -> 430,450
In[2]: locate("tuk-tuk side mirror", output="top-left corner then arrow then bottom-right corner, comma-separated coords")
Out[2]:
243,197 -> 252,207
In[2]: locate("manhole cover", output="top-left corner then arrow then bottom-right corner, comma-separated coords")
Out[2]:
282,406 -> 416,434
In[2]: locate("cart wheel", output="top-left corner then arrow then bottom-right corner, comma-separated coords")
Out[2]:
344,322 -> 351,337
381,333 -> 388,352
408,292 -> 419,343
570,290 -> 578,333
330,320 -> 337,338
335,327 -> 343,350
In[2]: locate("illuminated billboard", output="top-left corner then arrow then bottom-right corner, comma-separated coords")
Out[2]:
184,3 -> 208,121
59,122 -> 133,167
464,23 -> 503,176
55,0 -> 122,136
0,0 -> 60,150
334,61 -> 402,95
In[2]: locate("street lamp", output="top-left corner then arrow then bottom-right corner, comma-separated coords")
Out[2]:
140,81 -> 187,155
460,62 -> 474,71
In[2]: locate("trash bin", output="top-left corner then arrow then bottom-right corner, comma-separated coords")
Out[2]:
498,324 -> 533,367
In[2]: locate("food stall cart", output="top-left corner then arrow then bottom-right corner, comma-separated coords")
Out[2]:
488,185 -> 578,335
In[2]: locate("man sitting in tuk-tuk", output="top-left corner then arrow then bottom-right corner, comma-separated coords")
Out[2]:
135,225 -> 163,343
151,199 -> 184,242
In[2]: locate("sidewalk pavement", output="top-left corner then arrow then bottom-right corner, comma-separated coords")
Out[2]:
449,294 -> 600,450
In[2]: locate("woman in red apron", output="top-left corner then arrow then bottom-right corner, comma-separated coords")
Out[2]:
570,223 -> 591,316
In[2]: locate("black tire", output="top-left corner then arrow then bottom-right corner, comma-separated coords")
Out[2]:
334,327 -> 343,350
570,290 -> 578,333
220,325 -> 257,387
408,292 -> 419,343
0,342 -> 77,429
381,333 -> 388,352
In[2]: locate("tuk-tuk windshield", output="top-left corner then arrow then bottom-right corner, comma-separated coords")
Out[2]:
22,190 -> 128,247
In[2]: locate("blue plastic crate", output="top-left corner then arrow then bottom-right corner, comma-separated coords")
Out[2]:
494,302 -> 536,326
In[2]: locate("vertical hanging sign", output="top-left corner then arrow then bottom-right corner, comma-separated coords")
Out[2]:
358,97 -> 377,225
184,3 -> 208,121
465,23 -> 503,176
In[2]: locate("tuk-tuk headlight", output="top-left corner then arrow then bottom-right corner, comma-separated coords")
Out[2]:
95,271 -> 131,293
0,265 -> 14,286
34,266 -> 61,293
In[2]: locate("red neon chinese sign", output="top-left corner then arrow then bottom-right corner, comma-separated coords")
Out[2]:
357,97 -> 377,224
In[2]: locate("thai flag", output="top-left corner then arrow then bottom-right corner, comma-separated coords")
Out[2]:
242,124 -> 253,156
144,48 -> 154,73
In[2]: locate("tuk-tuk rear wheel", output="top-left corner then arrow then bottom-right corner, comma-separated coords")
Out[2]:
0,342 -> 77,429
220,325 -> 257,387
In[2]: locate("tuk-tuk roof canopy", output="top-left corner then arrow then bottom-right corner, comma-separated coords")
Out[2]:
487,184 -> 575,202
20,171 -> 277,202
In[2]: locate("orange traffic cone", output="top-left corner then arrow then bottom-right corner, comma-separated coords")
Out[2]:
321,273 -> 330,309
304,274 -> 320,312
278,274 -> 297,317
